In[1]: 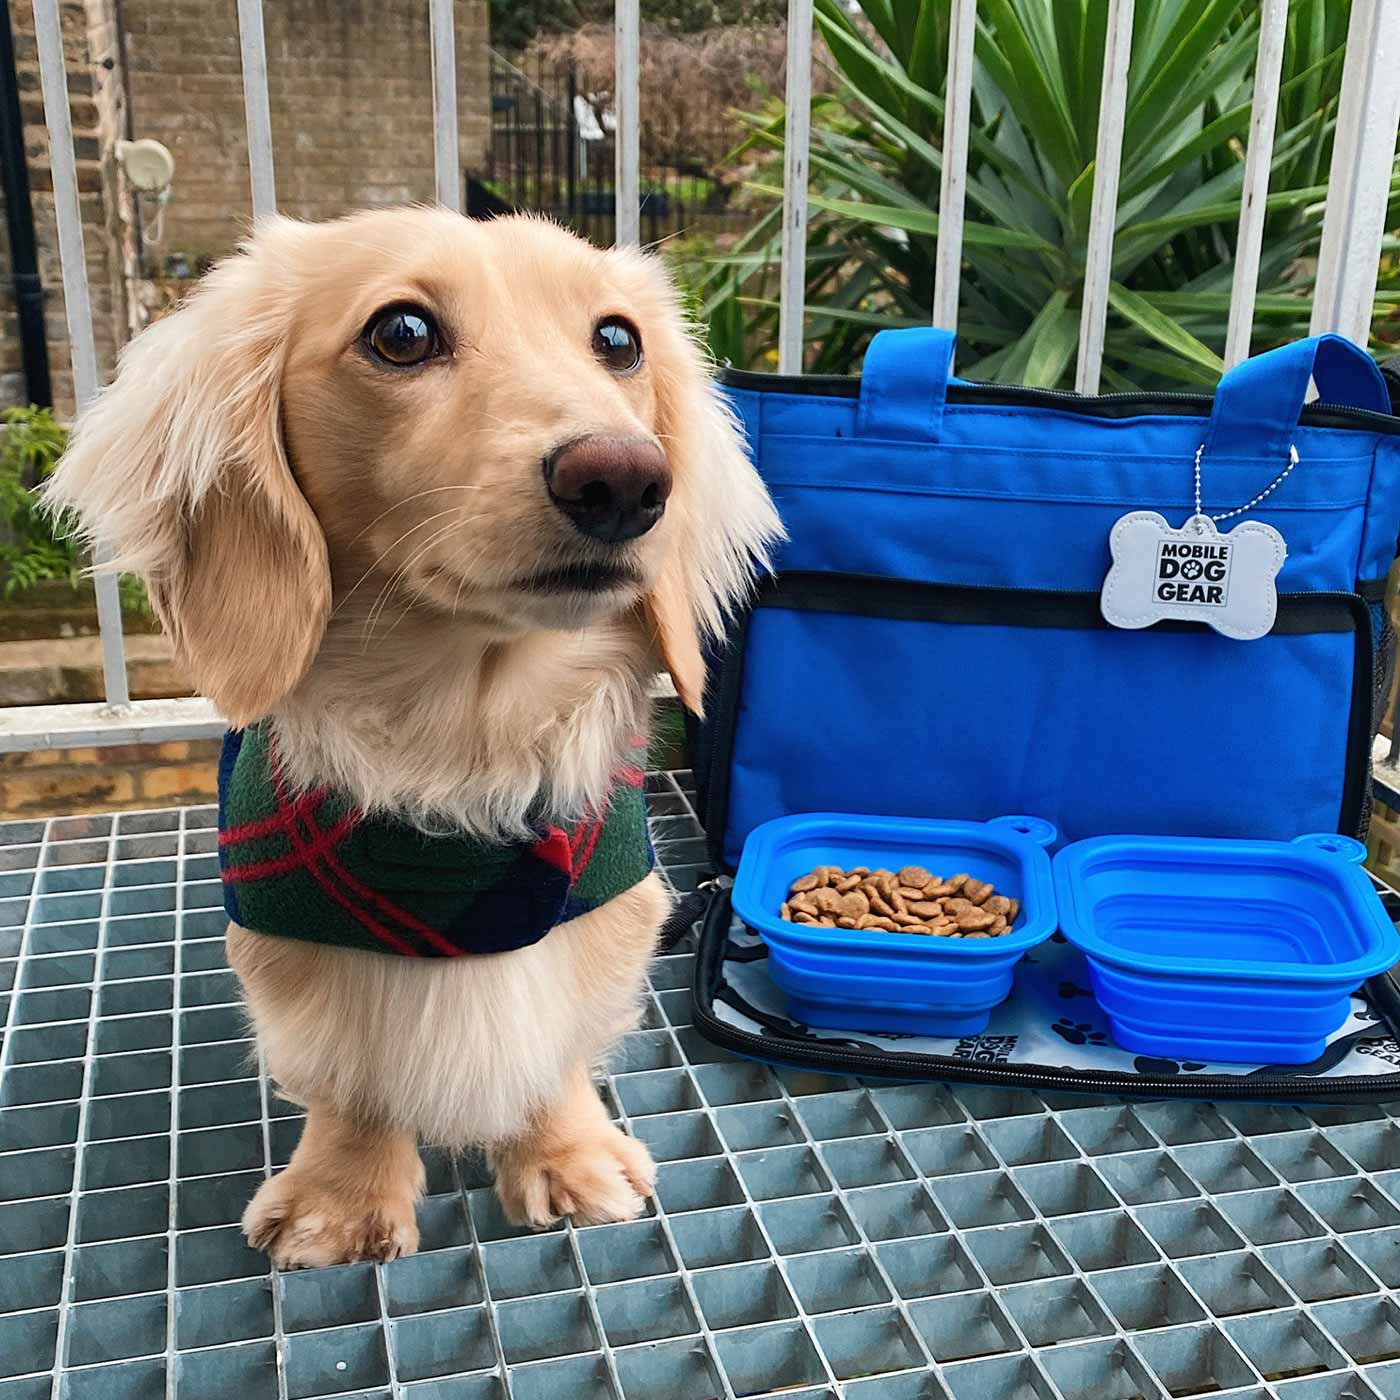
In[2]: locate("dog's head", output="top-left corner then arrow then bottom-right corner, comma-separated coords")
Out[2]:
47,209 -> 780,725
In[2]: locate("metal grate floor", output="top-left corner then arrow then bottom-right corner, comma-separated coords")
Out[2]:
3,774 -> 1400,1399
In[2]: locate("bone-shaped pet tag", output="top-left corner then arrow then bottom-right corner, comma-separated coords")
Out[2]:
1100,512 -> 1286,641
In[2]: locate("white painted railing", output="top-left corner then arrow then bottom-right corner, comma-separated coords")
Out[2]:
8,0 -> 1400,754
430,0 -> 463,212
777,0 -> 812,375
235,0 -> 276,223
930,0 -> 977,338
1225,0 -> 1289,370
1074,0 -> 1136,396
613,0 -> 641,248
1310,0 -> 1400,347
30,0 -> 127,711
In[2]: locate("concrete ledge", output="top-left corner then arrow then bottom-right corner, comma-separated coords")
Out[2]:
0,633 -> 187,706
0,697 -> 225,753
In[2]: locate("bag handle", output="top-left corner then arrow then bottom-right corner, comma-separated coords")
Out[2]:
857,327 -> 958,441
1204,333 -> 1388,463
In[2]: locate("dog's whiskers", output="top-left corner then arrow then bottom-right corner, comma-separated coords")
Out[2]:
350,495 -> 500,645
452,562 -> 473,619
358,518 -> 474,649
333,508 -> 464,617
346,485 -> 490,547
358,533 -> 450,646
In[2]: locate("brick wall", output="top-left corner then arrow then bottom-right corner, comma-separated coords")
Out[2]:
121,0 -> 491,267
0,737 -> 218,817
2,0 -> 128,415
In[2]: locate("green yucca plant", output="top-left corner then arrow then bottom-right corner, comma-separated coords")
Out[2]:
0,406 -> 148,614
693,0 -> 1400,388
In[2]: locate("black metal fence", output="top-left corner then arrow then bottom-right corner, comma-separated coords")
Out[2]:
471,51 -> 744,247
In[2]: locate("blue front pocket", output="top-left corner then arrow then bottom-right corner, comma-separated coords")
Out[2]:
709,574 -> 1371,866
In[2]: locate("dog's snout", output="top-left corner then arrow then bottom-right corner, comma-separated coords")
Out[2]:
544,435 -> 671,544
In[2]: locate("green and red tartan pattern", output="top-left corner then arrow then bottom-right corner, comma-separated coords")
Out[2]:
217,724 -> 654,958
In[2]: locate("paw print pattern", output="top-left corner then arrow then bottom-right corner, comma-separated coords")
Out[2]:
1058,981 -> 1094,1001
1051,1018 -> 1108,1046
1133,1055 -> 1207,1076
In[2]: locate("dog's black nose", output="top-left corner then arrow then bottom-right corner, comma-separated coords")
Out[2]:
545,435 -> 671,543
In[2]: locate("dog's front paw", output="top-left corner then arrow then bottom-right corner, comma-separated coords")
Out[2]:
493,1122 -> 656,1229
243,1169 -> 420,1268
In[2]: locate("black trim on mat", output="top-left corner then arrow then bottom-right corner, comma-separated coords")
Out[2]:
689,886 -> 1400,1104
702,572 -> 1374,867
718,366 -> 1400,437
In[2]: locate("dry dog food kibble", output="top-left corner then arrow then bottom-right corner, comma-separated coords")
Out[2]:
781,864 -> 1018,937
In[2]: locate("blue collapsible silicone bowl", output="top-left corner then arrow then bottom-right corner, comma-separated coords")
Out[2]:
732,812 -> 1058,1036
1054,832 -> 1400,1065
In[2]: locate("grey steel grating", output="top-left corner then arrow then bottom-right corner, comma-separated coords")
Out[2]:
2,776 -> 1400,1398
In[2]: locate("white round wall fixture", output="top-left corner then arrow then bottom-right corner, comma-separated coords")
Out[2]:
116,138 -> 175,192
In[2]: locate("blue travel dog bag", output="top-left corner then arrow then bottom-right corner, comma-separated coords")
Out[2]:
686,330 -> 1400,1103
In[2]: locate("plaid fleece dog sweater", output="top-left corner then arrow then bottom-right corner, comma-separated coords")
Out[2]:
217,724 -> 654,957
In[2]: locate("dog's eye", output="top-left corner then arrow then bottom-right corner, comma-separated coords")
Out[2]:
592,316 -> 642,375
365,305 -> 441,367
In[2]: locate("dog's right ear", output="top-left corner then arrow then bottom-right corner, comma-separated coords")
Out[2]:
45,219 -> 331,727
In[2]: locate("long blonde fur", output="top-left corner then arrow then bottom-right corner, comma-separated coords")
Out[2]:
228,874 -> 670,1146
46,209 -> 780,1255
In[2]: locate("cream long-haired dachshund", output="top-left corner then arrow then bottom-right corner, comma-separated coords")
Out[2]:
47,208 -> 780,1267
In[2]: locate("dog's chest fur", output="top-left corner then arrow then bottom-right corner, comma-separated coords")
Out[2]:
228,871 -> 669,1145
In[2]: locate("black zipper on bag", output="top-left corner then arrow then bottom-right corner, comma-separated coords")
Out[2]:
688,885 -> 1400,1105
703,572 -> 1375,868
717,368 -> 1400,438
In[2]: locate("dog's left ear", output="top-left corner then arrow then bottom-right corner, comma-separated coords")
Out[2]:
644,547 -> 707,715
43,218 -> 331,725
641,284 -> 783,718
